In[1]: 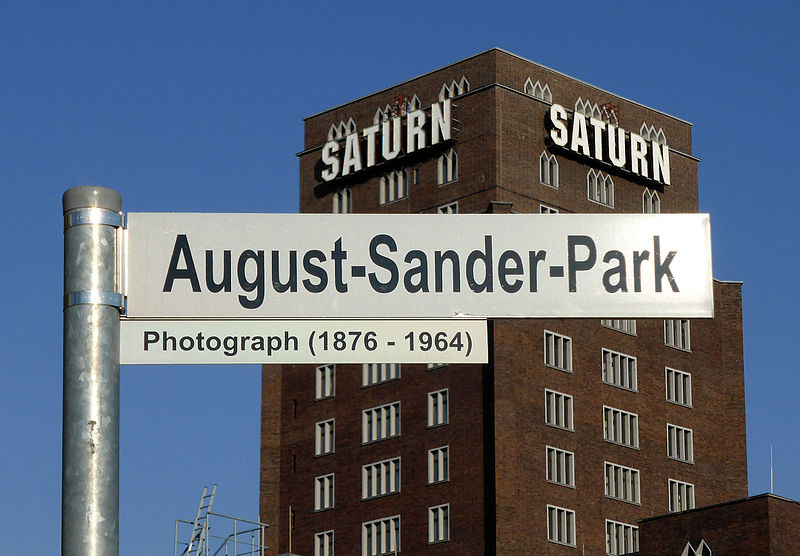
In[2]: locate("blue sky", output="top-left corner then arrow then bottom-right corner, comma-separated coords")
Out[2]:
1,1 -> 798,554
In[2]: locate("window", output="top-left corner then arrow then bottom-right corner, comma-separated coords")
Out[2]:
539,151 -> 559,188
427,362 -> 448,370
523,78 -> 552,103
362,457 -> 401,499
540,204 -> 558,214
544,330 -> 572,372
327,118 -> 356,141
643,189 -> 661,213
437,148 -> 458,184
438,76 -> 469,101
669,479 -> 695,512
362,515 -> 400,556
587,169 -> 614,207
333,187 -> 352,214
547,505 -> 576,546
428,446 -> 449,484
428,504 -> 450,544
602,348 -> 638,391
604,406 -> 640,449
379,168 -> 408,204
605,462 -> 641,504
363,402 -> 401,444
315,419 -> 334,456
315,530 -> 334,556
315,364 -> 335,400
640,122 -> 667,145
314,474 -> 334,511
665,319 -> 691,351
575,97 -> 602,120
667,424 -> 694,463
373,105 -> 391,124
606,520 -> 638,555
545,389 -> 573,430
362,363 -> 400,387
427,389 -> 449,427
666,368 -> 692,407
437,201 -> 458,214
600,319 -> 636,335
546,446 -> 575,487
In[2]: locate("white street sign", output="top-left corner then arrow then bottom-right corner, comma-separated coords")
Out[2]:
125,213 -> 713,319
120,319 -> 488,364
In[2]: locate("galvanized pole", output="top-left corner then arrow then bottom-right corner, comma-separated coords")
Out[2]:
62,186 -> 123,556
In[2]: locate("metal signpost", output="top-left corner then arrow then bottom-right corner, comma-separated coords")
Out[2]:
62,186 -> 715,555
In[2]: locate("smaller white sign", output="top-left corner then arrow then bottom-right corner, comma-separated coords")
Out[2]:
120,319 -> 488,365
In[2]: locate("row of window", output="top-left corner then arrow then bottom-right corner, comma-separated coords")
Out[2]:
601,317 -> 690,354
548,480 -> 693,551
315,390 -> 449,455
317,363 -> 454,400
315,504 -> 451,556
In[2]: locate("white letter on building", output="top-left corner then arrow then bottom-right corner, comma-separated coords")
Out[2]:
629,132 -> 649,178
549,104 -> 569,147
362,124 -> 379,168
651,141 -> 671,185
341,132 -> 363,176
607,125 -> 626,168
406,109 -> 426,153
570,113 -> 591,156
382,117 -> 402,161
431,99 -> 451,144
589,117 -> 606,162
321,141 -> 340,182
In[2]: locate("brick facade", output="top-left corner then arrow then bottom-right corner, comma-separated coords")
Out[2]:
261,48 -> 747,555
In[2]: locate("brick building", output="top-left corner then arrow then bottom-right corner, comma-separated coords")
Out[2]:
260,48 -> 747,555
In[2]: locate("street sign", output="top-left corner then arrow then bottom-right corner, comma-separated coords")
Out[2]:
125,213 -> 714,319
120,318 -> 488,364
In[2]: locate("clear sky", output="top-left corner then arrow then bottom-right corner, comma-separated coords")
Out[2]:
1,1 -> 798,554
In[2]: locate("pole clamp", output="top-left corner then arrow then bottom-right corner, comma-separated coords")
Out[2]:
64,208 -> 124,230
64,290 -> 125,310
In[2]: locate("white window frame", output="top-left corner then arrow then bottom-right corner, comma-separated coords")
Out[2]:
540,204 -> 558,214
546,505 -> 576,547
605,519 -> 638,555
379,168 -> 408,205
600,319 -> 636,335
544,330 -> 572,372
362,401 -> 401,444
667,423 -> 694,463
362,363 -> 400,387
546,446 -> 575,487
603,406 -> 640,449
315,419 -> 335,456
666,367 -> 693,407
362,515 -> 401,556
427,388 -> 449,427
428,445 -> 449,484
315,364 -> 335,401
333,187 -> 352,214
523,78 -> 552,103
665,319 -> 691,351
539,151 -> 559,189
587,168 -> 614,207
314,530 -> 334,556
437,148 -> 458,185
669,479 -> 695,512
544,389 -> 574,431
604,462 -> 641,504
427,362 -> 448,371
643,188 -> 661,213
428,504 -> 450,544
602,348 -> 638,391
362,456 -> 401,500
437,201 -> 458,214
314,473 -> 335,511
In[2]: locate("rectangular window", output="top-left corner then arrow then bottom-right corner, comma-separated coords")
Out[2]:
666,368 -> 692,407
362,457 -> 401,500
546,446 -> 575,487
437,202 -> 458,214
540,204 -> 558,214
315,364 -> 335,400
546,505 -> 576,547
428,504 -> 450,544
669,479 -> 695,512
603,406 -> 639,449
427,389 -> 449,427
315,530 -> 334,556
604,462 -> 641,504
545,389 -> 573,430
544,330 -> 572,372
602,348 -> 638,391
362,363 -> 400,387
600,319 -> 636,335
315,419 -> 334,456
428,446 -> 449,484
665,319 -> 691,350
362,515 -> 400,556
314,473 -> 334,511
362,402 -> 401,444
427,363 -> 448,370
667,424 -> 694,463
605,519 -> 638,555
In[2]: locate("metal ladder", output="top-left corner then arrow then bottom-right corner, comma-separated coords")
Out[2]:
185,484 -> 217,556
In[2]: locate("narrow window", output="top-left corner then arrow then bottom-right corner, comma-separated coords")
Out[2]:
546,446 -> 575,487
428,504 -> 450,543
605,520 -> 638,555
362,515 -> 400,556
603,406 -> 640,449
333,187 -> 352,214
545,389 -> 574,430
314,473 -> 334,511
539,151 -> 559,188
602,348 -> 638,391
362,457 -> 401,499
546,505 -> 576,546
362,363 -> 400,387
314,530 -> 334,556
314,419 -> 335,456
428,446 -> 449,484
362,402 -> 401,444
600,319 -> 637,335
666,368 -> 692,407
667,423 -> 694,463
427,389 -> 449,427
604,462 -> 641,504
315,364 -> 335,400
664,319 -> 691,350
668,479 -> 695,511
437,149 -> 458,185
544,330 -> 572,372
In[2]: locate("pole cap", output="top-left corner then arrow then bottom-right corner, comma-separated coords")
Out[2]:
63,186 -> 122,214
